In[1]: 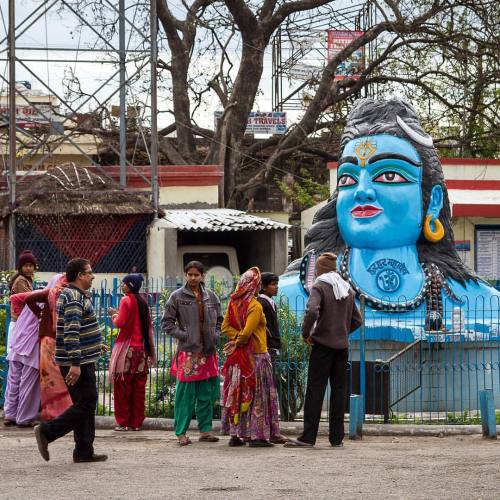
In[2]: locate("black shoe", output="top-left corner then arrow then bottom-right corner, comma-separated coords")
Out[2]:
34,425 -> 50,461
73,453 -> 108,463
248,439 -> 274,448
228,436 -> 246,447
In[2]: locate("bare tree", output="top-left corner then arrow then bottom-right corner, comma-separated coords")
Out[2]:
57,0 -> 499,208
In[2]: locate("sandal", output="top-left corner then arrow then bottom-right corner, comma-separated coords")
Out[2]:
131,427 -> 141,431
270,435 -> 289,444
114,426 -> 129,431
178,436 -> 192,446
283,439 -> 314,448
3,419 -> 16,427
199,434 -> 219,442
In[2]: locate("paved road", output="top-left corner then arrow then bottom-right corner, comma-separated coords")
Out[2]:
1,428 -> 498,499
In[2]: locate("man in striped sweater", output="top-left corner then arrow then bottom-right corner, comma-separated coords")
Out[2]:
34,258 -> 107,463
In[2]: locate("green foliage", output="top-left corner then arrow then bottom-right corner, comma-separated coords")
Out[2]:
276,167 -> 330,210
275,301 -> 310,421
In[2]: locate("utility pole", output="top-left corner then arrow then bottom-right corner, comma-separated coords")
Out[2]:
119,0 -> 127,187
8,0 -> 16,268
150,0 -> 159,216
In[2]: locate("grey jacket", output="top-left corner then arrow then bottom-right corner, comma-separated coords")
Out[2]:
161,283 -> 222,354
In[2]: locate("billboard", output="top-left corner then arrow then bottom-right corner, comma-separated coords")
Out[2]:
288,63 -> 323,81
214,111 -> 287,135
0,104 -> 62,129
327,30 -> 364,80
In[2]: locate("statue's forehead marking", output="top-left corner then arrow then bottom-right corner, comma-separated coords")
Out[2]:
354,139 -> 377,167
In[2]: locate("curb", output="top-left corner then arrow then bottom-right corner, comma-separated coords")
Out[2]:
95,416 -> 484,437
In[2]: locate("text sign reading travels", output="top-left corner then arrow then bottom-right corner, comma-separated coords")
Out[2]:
327,30 -> 364,80
214,111 -> 287,135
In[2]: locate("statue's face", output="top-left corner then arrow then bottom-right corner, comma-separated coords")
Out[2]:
336,134 -> 423,249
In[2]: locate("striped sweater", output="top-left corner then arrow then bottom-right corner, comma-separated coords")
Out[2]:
55,285 -> 102,366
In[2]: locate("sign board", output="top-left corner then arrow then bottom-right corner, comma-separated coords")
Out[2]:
288,64 -> 323,81
0,104 -> 62,129
455,240 -> 471,269
214,111 -> 287,135
475,228 -> 500,279
327,30 -> 364,80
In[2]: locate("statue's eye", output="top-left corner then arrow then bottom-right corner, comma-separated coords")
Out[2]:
373,171 -> 409,183
338,175 -> 357,187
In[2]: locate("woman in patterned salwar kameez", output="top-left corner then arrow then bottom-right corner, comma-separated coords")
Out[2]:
161,261 -> 223,446
221,267 -> 286,447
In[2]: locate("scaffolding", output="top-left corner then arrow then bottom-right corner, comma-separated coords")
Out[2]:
271,1 -> 378,112
0,0 -> 160,267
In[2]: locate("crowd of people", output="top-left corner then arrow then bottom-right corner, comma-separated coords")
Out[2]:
2,250 -> 361,462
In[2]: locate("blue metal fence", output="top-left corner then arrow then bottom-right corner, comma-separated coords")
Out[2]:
1,278 -> 499,424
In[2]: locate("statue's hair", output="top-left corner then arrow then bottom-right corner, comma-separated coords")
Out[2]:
303,98 -> 476,284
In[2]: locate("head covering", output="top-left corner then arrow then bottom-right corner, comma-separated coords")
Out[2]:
315,252 -> 337,276
123,273 -> 144,293
261,272 -> 279,287
227,267 -> 261,330
48,273 -> 68,327
17,250 -> 37,270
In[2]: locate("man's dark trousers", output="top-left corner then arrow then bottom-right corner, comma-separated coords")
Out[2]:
299,344 -> 348,446
41,363 -> 97,459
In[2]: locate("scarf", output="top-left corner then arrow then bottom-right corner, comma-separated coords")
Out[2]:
227,267 -> 261,331
47,273 -> 68,329
316,271 -> 351,300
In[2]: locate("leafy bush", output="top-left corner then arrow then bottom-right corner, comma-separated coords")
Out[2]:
275,302 -> 310,421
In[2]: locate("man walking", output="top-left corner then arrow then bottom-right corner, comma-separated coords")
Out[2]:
34,258 -> 107,463
285,252 -> 362,448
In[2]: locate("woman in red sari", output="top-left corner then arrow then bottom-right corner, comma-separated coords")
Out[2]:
109,274 -> 156,431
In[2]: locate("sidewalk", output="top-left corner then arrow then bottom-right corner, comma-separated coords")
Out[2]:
95,415 -> 485,437
1,426 -> 498,500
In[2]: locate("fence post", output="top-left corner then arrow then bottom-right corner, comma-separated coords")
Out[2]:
112,277 -> 119,308
479,389 -> 497,439
359,295 -> 366,421
349,394 -> 363,439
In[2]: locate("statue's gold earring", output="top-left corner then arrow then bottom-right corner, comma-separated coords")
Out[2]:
423,214 -> 444,242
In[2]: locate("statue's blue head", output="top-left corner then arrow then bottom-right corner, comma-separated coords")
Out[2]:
303,98 -> 475,284
337,134 -> 425,249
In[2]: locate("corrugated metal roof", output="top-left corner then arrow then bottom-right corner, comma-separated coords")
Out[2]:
162,209 -> 289,232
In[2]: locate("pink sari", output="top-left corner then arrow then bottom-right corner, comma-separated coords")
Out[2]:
40,274 -> 72,420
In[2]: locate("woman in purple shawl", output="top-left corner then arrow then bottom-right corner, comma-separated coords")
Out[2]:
3,291 -> 42,426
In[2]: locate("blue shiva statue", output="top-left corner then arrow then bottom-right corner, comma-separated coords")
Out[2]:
280,98 -> 500,342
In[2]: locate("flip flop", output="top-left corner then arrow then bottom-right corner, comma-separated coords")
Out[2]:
283,439 -> 314,448
199,434 -> 219,442
178,436 -> 192,446
114,426 -> 129,431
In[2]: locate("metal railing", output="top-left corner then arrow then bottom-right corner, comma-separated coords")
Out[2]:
1,278 -> 499,424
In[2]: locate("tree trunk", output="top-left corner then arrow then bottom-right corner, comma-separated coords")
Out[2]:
216,42 -> 265,206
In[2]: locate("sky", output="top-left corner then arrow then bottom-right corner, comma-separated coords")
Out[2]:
0,0 -> 361,132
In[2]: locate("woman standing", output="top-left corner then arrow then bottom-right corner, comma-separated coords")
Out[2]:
6,250 -> 37,355
109,274 -> 156,431
24,274 -> 72,421
3,291 -> 41,427
221,267 -> 284,447
161,261 -> 222,446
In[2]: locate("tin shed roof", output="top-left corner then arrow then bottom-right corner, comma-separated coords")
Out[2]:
162,209 -> 289,232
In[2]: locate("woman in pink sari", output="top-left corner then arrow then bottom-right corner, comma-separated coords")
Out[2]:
25,274 -> 72,421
